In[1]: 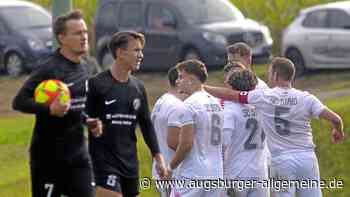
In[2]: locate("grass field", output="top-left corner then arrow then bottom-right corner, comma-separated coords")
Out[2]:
0,68 -> 349,196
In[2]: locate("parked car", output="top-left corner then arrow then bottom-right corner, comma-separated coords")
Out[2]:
282,1 -> 350,77
95,0 -> 273,70
0,0 -> 52,76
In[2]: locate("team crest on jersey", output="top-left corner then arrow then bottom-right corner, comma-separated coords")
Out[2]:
133,98 -> 141,111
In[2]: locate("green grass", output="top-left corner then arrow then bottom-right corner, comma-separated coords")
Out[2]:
312,96 -> 350,196
0,116 -> 33,196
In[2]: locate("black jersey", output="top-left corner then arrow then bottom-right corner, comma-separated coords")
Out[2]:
86,70 -> 160,178
12,50 -> 91,162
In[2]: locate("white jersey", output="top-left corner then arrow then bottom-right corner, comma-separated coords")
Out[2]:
242,87 -> 326,156
255,77 -> 272,165
151,93 -> 186,179
175,90 -> 224,179
256,77 -> 269,89
223,101 -> 267,179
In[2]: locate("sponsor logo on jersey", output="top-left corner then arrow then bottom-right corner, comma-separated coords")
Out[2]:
105,99 -> 117,105
133,98 -> 141,111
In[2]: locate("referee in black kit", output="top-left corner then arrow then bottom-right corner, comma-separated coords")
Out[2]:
86,31 -> 168,197
12,10 -> 95,197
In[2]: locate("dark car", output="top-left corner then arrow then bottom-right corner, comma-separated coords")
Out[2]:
0,0 -> 53,76
95,0 -> 273,70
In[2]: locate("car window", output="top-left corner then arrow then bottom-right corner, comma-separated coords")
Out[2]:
328,9 -> 350,29
302,10 -> 328,28
0,19 -> 6,34
97,2 -> 118,27
119,3 -> 142,27
0,6 -> 50,29
173,0 -> 244,25
146,4 -> 176,30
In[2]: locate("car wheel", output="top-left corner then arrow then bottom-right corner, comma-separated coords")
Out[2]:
5,52 -> 23,77
101,49 -> 114,70
286,48 -> 305,78
183,49 -> 200,61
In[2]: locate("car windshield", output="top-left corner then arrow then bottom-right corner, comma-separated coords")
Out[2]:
173,0 -> 244,25
0,6 -> 51,29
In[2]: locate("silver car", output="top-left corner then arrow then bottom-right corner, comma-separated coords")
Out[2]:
282,1 -> 350,76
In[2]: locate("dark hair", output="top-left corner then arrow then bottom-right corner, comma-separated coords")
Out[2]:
53,10 -> 84,45
223,61 -> 245,74
226,42 -> 252,58
271,57 -> 295,81
167,67 -> 178,87
176,59 -> 207,83
228,69 -> 257,91
109,31 -> 145,59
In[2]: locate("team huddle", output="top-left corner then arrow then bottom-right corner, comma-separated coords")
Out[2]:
12,10 -> 345,197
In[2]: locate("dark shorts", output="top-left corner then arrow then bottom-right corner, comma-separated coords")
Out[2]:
30,157 -> 95,197
94,171 -> 139,197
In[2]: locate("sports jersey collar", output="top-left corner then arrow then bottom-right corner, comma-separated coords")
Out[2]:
55,49 -> 81,66
108,69 -> 130,84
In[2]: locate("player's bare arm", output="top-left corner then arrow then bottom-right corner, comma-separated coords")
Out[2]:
169,124 -> 194,173
86,118 -> 103,137
154,153 -> 168,179
167,126 -> 181,150
319,108 -> 345,143
203,84 -> 241,101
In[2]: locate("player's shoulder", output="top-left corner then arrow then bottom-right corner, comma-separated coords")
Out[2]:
90,70 -> 110,83
185,91 -> 208,104
256,77 -> 269,89
294,89 -> 320,102
87,70 -> 114,93
34,53 -> 62,75
129,75 -> 144,87
285,88 -> 315,98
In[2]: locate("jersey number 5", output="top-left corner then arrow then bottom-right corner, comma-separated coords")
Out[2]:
275,106 -> 291,136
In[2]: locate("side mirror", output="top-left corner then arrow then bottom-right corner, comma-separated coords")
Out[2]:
162,17 -> 177,29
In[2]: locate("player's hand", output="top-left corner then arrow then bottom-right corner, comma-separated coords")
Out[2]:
332,128 -> 345,144
154,154 -> 169,179
49,92 -> 70,117
87,118 -> 103,137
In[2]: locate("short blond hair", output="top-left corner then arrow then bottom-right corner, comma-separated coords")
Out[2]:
176,59 -> 208,83
226,42 -> 252,58
271,57 -> 295,81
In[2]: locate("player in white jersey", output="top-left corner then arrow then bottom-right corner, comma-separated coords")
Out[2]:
226,42 -> 268,89
226,43 -> 272,192
223,69 -> 269,197
151,67 -> 188,197
204,57 -> 345,197
168,59 -> 224,197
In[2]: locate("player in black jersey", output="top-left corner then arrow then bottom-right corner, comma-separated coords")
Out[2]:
12,10 -> 95,197
86,31 -> 168,197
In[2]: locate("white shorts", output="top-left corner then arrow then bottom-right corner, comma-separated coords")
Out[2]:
169,177 -> 223,197
224,187 -> 269,197
170,187 -> 222,197
159,188 -> 171,197
270,151 -> 322,197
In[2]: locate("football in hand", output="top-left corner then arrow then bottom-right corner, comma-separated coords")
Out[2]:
34,79 -> 71,105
